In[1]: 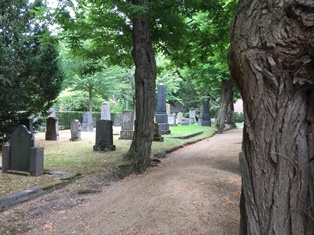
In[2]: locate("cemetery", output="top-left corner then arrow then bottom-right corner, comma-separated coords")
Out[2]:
0,119 -> 216,198
1,0 -> 309,232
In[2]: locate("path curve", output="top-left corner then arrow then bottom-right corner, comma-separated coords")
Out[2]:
28,128 -> 242,235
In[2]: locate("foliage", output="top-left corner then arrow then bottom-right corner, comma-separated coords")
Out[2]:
0,0 -> 64,143
233,112 -> 244,123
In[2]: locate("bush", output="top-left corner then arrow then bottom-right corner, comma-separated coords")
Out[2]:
234,112 -> 244,123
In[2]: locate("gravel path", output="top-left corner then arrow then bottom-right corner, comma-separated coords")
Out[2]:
0,128 -> 242,234
24,128 -> 242,235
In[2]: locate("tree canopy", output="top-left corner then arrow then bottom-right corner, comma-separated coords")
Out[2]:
0,0 -> 64,142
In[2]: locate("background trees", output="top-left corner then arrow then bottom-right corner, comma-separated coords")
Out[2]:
0,0 -> 64,143
229,0 -> 314,233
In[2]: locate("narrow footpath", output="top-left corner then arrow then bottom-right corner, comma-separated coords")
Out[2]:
10,128 -> 243,235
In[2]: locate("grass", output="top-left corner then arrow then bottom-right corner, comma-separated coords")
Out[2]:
0,124 -> 215,197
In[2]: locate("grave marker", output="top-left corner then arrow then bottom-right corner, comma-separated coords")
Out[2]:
70,119 -> 81,141
2,125 -> 43,176
93,120 -> 116,151
120,110 -> 134,140
202,97 -> 211,126
101,102 -> 111,120
45,117 -> 59,141
155,83 -> 171,134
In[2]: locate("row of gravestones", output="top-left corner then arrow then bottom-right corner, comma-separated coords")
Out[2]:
1,84 -> 203,177
156,84 -> 212,128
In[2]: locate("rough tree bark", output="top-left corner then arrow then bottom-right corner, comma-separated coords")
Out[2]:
125,0 -> 156,173
229,0 -> 314,234
216,79 -> 237,133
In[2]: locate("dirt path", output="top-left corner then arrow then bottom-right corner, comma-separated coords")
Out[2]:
4,128 -> 243,235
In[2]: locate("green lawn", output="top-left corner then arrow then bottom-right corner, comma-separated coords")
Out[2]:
0,124 -> 216,197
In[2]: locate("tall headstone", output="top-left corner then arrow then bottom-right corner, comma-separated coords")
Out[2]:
114,114 -> 121,126
101,102 -> 111,120
81,112 -> 93,132
189,108 -> 196,124
45,117 -> 59,141
2,125 -> 44,176
93,120 -> 116,151
155,83 -> 171,134
198,107 -> 204,126
70,119 -> 81,141
202,97 -> 211,126
120,110 -> 134,140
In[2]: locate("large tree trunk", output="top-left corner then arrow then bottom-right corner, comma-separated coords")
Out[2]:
229,1 -> 314,234
125,0 -> 156,173
216,79 -> 237,133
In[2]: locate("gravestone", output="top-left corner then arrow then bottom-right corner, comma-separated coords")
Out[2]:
70,119 -> 81,141
153,123 -> 164,142
2,125 -> 44,176
155,83 -> 171,134
202,97 -> 211,126
166,103 -> 171,116
198,107 -> 204,126
45,117 -> 59,141
93,120 -> 116,151
48,108 -> 56,117
168,113 -> 177,126
101,102 -> 111,120
120,110 -> 134,140
177,112 -> 183,124
81,112 -> 93,132
114,114 -> 122,126
181,118 -> 190,125
189,108 -> 196,124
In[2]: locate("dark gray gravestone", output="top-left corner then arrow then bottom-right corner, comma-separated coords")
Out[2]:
10,125 -> 34,172
30,147 -> 44,176
155,83 -> 171,134
93,120 -> 116,151
45,117 -> 59,140
120,110 -> 134,140
114,114 -> 121,126
202,97 -> 211,126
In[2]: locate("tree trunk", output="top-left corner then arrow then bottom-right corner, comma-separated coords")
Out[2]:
216,79 -> 236,133
229,0 -> 314,234
125,0 -> 156,173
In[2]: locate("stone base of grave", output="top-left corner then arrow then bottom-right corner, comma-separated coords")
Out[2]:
93,143 -> 116,151
30,147 -> 44,176
158,123 -> 171,135
201,120 -> 211,126
153,123 -> 164,142
45,132 -> 59,141
153,136 -> 164,142
119,130 -> 134,140
155,113 -> 168,123
81,124 -> 93,132
2,146 -> 44,176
